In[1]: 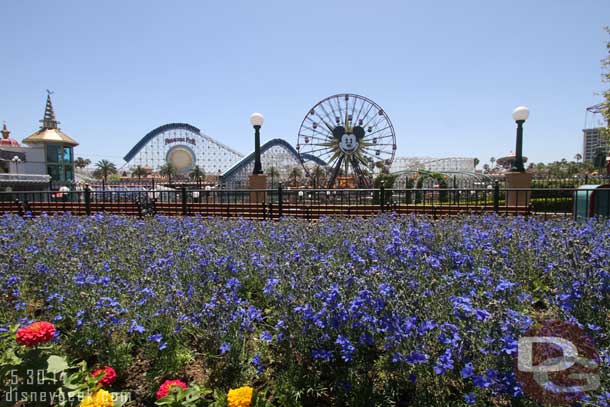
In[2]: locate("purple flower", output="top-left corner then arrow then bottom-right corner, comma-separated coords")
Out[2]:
128,320 -> 145,334
312,349 -> 333,361
335,335 -> 355,362
406,352 -> 429,364
461,362 -> 474,379
474,308 -> 491,321
495,279 -> 516,292
252,354 -> 264,374
220,342 -> 231,354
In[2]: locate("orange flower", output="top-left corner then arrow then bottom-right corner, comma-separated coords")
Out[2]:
80,389 -> 114,407
227,386 -> 253,407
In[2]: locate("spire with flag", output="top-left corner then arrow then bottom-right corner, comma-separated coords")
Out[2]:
40,90 -> 60,130
23,91 -> 78,147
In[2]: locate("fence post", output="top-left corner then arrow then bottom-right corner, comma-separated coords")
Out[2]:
278,182 -> 283,218
84,185 -> 92,216
16,199 -> 24,217
380,180 -> 385,212
136,200 -> 143,219
493,180 -> 500,213
181,185 -> 188,216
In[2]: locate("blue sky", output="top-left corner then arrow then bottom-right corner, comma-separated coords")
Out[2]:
1,0 -> 609,167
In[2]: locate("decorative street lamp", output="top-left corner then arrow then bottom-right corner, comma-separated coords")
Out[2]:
11,155 -> 22,175
250,113 -> 264,175
511,106 -> 529,172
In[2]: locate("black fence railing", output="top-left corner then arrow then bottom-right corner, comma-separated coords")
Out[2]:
1,184 -> 608,220
52,174 -> 610,193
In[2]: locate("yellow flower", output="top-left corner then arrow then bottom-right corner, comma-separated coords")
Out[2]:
227,386 -> 253,407
80,389 -> 114,407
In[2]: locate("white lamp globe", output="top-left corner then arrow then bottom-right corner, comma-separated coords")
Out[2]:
249,113 -> 264,127
512,106 -> 530,122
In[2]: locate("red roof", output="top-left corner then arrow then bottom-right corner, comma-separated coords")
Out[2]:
0,138 -> 20,147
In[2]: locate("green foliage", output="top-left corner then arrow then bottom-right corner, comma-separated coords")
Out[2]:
160,162 -> 178,184
74,157 -> 91,170
310,165 -> 326,189
0,326 -> 64,407
93,160 -> 118,182
529,160 -> 596,178
372,173 -> 398,205
132,165 -> 148,180
266,166 -> 280,188
288,167 -> 303,186
415,171 -> 448,203
189,166 -> 205,183
0,325 -> 130,407
155,384 -> 211,407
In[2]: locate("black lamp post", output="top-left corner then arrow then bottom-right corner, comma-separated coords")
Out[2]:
250,113 -> 264,175
511,106 -> 529,172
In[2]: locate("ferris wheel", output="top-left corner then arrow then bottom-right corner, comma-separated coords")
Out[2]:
297,93 -> 396,187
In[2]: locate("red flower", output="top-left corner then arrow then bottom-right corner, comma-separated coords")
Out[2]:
15,321 -> 56,347
91,366 -> 117,387
156,379 -> 187,399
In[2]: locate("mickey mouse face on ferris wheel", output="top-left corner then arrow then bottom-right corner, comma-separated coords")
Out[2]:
333,126 -> 365,154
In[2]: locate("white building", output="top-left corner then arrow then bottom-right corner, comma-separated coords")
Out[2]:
390,156 -> 475,173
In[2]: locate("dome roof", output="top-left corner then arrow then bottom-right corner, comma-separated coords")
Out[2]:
1,122 -> 20,147
22,93 -> 79,147
0,138 -> 21,147
23,128 -> 78,147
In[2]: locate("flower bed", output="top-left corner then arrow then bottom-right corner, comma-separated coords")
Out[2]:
0,214 -> 608,406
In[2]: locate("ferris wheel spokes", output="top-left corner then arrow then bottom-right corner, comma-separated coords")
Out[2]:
297,94 -> 396,188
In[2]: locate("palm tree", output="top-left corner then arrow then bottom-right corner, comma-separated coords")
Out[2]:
266,166 -> 280,188
159,162 -> 177,184
310,165 -> 326,189
189,165 -> 205,186
75,157 -> 91,170
289,167 -> 303,187
489,157 -> 496,169
94,160 -> 117,184
574,153 -> 582,163
593,148 -> 606,170
131,165 -> 147,182
473,158 -> 480,169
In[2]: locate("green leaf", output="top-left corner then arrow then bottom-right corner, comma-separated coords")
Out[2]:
184,391 -> 200,403
47,355 -> 70,374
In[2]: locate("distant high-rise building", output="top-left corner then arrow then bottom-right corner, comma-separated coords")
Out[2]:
582,128 -> 608,162
583,104 -> 609,162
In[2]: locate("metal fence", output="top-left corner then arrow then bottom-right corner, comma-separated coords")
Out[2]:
0,184 -> 607,220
